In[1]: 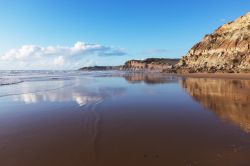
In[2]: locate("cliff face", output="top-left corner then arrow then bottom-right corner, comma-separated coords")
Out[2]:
181,78 -> 250,133
123,58 -> 179,72
178,12 -> 250,73
79,59 -> 179,72
79,66 -> 122,71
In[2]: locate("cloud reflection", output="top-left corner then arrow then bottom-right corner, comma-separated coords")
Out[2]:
14,86 -> 126,107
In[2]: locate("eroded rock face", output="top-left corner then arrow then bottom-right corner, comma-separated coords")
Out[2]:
79,66 -> 122,71
123,58 -> 179,72
178,12 -> 250,73
181,78 -> 250,133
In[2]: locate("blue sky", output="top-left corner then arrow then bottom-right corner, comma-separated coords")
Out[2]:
0,0 -> 249,69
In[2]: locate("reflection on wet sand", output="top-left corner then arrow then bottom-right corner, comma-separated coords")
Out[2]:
181,78 -> 250,133
79,107 -> 101,165
123,72 -> 177,84
13,86 -> 126,107
2,74 -> 250,166
0,84 -> 127,166
11,85 -> 127,165
14,92 -> 102,106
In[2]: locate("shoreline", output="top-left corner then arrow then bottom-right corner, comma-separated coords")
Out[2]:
79,69 -> 250,80
177,73 -> 250,80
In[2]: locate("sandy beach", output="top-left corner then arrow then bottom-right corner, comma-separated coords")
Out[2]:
1,71 -> 250,166
178,73 -> 250,80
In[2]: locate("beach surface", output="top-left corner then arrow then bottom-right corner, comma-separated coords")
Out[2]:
178,73 -> 250,80
0,71 -> 250,166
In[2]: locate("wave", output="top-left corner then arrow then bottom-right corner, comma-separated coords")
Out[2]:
0,70 -> 125,87
0,70 -> 82,86
0,78 -> 23,86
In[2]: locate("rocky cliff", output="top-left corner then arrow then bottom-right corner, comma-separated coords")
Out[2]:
79,59 -> 179,72
123,58 -> 179,72
178,12 -> 250,73
79,66 -> 122,71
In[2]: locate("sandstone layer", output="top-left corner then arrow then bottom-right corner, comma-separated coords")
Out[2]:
177,12 -> 250,73
123,58 -> 179,72
79,66 -> 122,71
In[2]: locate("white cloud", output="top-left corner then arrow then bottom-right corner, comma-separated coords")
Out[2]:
53,56 -> 65,66
2,45 -> 42,61
0,41 -> 127,69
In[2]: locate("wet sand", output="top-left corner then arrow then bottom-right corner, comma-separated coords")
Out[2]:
179,73 -> 250,80
1,72 -> 250,166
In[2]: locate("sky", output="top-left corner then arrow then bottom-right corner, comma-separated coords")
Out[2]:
0,0 -> 250,70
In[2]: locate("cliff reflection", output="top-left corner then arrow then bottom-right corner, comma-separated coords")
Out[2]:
123,72 -> 178,84
181,78 -> 250,133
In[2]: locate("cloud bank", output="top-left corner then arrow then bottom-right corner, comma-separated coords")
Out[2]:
0,42 -> 126,69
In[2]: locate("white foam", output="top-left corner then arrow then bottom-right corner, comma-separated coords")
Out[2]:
0,70 -> 82,86
0,78 -> 23,86
0,70 -> 122,87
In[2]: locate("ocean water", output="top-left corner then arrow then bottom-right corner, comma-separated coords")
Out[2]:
0,71 -> 250,166
0,70 -> 111,86
0,70 -> 122,97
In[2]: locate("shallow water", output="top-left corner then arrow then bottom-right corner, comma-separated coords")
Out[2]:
0,71 -> 250,166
